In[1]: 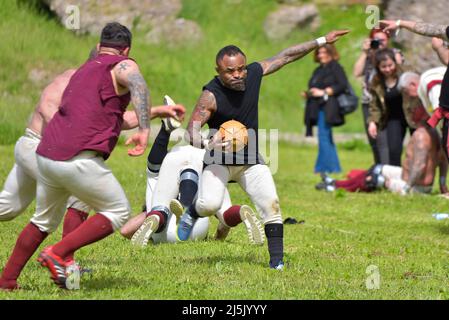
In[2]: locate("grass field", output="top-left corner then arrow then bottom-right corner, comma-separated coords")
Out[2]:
1,0 -> 448,301
1,142 -> 449,300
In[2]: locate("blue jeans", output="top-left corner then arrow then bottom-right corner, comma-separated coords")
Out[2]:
314,110 -> 341,174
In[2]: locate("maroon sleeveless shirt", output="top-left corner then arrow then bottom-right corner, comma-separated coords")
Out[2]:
37,54 -> 132,160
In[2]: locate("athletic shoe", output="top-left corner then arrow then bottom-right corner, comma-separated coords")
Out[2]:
316,173 -> 335,192
37,246 -> 68,289
131,214 -> 160,247
320,173 -> 334,185
270,260 -> 285,271
169,199 -> 184,221
315,181 -> 327,191
162,95 -> 182,133
65,259 -> 92,278
176,209 -> 198,241
239,205 -> 265,245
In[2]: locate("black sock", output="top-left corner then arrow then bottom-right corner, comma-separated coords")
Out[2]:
187,203 -> 200,219
265,223 -> 284,268
147,123 -> 170,172
179,169 -> 199,207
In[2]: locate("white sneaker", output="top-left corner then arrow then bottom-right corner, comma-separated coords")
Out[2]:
131,214 -> 160,247
162,94 -> 182,132
271,261 -> 285,271
169,199 -> 184,221
239,205 -> 265,245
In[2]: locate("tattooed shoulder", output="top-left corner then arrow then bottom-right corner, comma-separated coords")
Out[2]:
117,62 -> 130,73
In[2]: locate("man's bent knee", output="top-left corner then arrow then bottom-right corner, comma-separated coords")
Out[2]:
195,198 -> 223,217
0,209 -> 22,221
260,198 -> 283,225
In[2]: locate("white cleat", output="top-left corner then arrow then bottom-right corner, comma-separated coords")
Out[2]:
162,94 -> 182,132
169,199 -> 184,221
131,215 -> 160,247
239,205 -> 265,245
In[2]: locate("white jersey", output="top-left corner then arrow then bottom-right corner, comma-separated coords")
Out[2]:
418,66 -> 447,113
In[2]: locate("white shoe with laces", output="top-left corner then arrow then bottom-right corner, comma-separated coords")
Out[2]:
239,205 -> 265,245
131,214 -> 160,247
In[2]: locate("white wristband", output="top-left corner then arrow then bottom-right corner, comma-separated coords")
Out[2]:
316,37 -> 327,47
395,20 -> 401,37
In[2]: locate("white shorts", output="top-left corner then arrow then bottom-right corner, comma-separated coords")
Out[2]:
31,152 -> 130,233
195,164 -> 282,225
0,129 -> 92,222
382,165 -> 432,195
0,129 -> 40,221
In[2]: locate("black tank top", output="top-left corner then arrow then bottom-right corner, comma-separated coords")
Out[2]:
203,62 -> 264,166
384,81 -> 405,121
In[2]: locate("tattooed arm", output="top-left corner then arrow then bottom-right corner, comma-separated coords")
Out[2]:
258,30 -> 350,76
113,59 -> 151,156
407,130 -> 430,188
380,20 -> 449,41
186,90 -> 217,148
122,104 -> 185,130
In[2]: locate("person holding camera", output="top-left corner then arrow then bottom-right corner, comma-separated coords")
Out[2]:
367,48 -> 409,166
304,44 -> 350,174
353,28 -> 403,164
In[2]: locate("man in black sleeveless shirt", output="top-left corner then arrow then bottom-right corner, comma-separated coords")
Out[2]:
177,30 -> 349,270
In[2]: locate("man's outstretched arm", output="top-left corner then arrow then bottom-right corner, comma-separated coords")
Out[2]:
380,20 -> 449,41
258,30 -> 350,76
122,104 -> 186,130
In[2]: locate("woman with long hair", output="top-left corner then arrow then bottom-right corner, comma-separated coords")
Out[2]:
367,48 -> 409,166
353,28 -> 403,164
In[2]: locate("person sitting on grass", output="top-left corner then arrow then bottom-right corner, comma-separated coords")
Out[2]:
317,71 -> 448,196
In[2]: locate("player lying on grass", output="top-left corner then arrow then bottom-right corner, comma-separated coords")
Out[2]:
121,142 -> 265,246
317,126 -> 447,195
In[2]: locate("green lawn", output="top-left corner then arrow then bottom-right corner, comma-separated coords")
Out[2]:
1,142 -> 448,300
1,0 -> 448,300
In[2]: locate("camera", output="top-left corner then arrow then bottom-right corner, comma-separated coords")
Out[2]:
370,39 -> 380,50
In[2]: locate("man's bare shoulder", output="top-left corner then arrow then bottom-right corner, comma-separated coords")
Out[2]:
39,68 -> 76,105
46,69 -> 76,90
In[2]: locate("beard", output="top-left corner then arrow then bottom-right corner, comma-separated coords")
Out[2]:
229,80 -> 246,91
